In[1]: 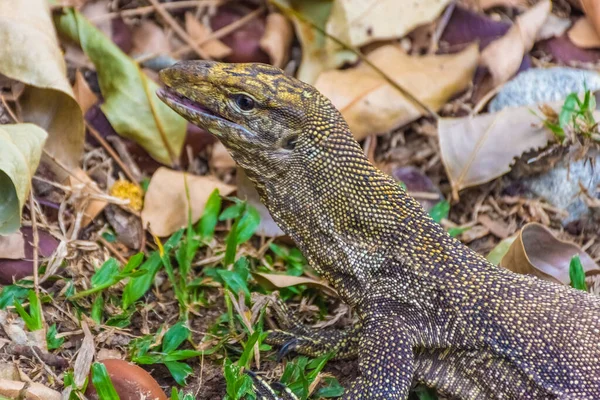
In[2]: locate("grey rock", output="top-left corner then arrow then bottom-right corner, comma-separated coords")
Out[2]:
521,151 -> 600,225
489,67 -> 600,113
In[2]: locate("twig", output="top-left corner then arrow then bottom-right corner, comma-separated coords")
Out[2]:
269,0 -> 440,120
86,123 -> 142,187
97,236 -> 129,264
430,2 -> 456,54
172,7 -> 266,58
409,191 -> 443,200
8,344 -> 68,370
146,0 -> 212,60
0,94 -> 19,122
89,0 -> 221,22
105,136 -> 143,182
28,194 -> 40,296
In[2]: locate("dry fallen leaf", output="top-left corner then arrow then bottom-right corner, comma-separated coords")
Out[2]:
0,380 -> 61,400
252,272 -> 337,296
66,168 -> 108,228
316,44 -> 479,140
438,102 -> 556,197
581,0 -> 600,38
131,20 -> 172,57
326,0 -> 451,48
73,320 -> 95,389
0,0 -> 84,181
0,124 -> 47,235
277,0 -> 356,84
568,17 -> 600,49
259,13 -> 294,68
141,167 -> 235,237
185,13 -> 232,60
210,142 -> 236,170
73,69 -> 98,116
0,232 -> 25,259
500,223 -> 600,285
536,15 -> 572,41
480,0 -> 551,86
479,0 -> 529,9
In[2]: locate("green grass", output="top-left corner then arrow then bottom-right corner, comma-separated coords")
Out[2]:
542,88 -> 600,142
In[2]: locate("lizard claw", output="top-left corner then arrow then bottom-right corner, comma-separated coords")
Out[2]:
276,337 -> 299,362
246,370 -> 300,400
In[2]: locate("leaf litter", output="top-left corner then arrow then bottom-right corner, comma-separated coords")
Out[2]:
0,0 -> 599,399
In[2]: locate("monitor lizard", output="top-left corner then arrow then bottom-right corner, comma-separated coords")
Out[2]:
157,60 -> 600,399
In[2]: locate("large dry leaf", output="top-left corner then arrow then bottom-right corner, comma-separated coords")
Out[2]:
55,8 -> 187,166
316,44 -> 479,140
131,20 -> 172,56
568,17 -> 600,49
0,124 -> 47,235
0,0 -> 84,179
438,103 -> 557,197
185,13 -> 232,59
0,232 -> 25,259
252,272 -> 337,296
0,380 -> 61,400
73,69 -> 98,116
141,167 -> 235,237
276,0 -> 356,84
479,0 -> 529,8
581,0 -> 600,38
327,0 -> 451,48
260,13 -> 294,68
500,223 -> 600,285
480,0 -> 551,86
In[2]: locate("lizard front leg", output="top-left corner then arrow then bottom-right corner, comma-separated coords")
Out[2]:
343,318 -> 414,400
265,296 -> 360,359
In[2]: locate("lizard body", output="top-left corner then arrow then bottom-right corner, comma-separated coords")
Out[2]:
157,61 -> 600,399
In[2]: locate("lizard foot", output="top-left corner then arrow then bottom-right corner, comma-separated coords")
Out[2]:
246,370 -> 299,400
265,296 -> 360,360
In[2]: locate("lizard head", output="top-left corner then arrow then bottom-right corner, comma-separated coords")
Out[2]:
158,61 -> 410,299
157,60 -> 349,183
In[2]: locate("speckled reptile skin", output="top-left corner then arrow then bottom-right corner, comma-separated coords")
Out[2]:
158,61 -> 600,400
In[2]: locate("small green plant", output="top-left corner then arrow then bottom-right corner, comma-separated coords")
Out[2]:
279,353 -> 341,399
569,254 -> 587,291
170,388 -> 196,400
130,321 -> 204,385
413,385 -> 439,400
223,329 -> 265,400
46,323 -> 65,350
0,282 -> 32,309
70,253 -> 145,300
542,89 -> 600,142
429,200 -> 449,223
13,290 -> 43,331
428,200 -> 469,238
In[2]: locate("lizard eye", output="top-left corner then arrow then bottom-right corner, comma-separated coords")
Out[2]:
282,135 -> 298,150
234,94 -> 255,111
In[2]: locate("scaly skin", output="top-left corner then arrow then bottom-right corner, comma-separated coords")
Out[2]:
157,61 -> 600,399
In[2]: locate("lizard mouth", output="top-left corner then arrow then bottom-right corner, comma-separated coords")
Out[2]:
157,78 -> 256,142
156,86 -> 244,136
157,86 -> 219,120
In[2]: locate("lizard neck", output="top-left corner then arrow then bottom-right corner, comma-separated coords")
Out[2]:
248,120 -> 428,307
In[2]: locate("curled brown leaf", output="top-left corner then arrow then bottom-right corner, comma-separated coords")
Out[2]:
500,223 -> 600,285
